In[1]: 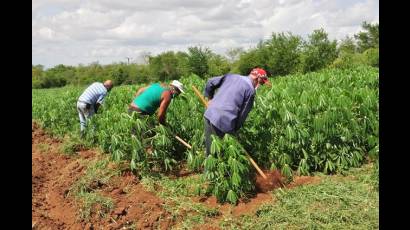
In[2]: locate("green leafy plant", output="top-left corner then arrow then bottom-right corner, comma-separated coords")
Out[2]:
33,66 -> 379,204
203,135 -> 254,204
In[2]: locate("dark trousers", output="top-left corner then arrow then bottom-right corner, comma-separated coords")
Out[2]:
204,118 -> 225,157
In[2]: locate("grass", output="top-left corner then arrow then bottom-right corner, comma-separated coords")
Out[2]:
37,143 -> 50,153
76,190 -> 114,220
141,163 -> 378,230
70,158 -> 120,220
219,163 -> 379,230
141,174 -> 220,229
59,135 -> 87,155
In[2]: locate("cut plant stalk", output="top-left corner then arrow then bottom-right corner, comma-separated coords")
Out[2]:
191,85 -> 268,180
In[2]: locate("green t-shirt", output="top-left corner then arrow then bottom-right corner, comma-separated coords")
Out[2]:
133,83 -> 167,115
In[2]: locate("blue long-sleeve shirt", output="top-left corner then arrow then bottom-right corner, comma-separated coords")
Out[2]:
204,74 -> 255,133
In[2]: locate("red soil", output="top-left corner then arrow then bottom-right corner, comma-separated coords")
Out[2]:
255,170 -> 286,193
32,123 -> 173,229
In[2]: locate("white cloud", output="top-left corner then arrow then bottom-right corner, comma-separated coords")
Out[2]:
32,0 -> 379,68
263,0 -> 378,40
36,27 -> 55,40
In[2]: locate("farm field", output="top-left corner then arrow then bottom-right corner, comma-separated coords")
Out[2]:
32,66 -> 379,229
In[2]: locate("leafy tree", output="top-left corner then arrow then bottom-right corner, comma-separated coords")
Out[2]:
148,51 -> 182,82
175,51 -> 190,78
264,32 -> 303,76
301,29 -> 338,73
110,65 -> 129,85
38,64 -> 76,88
32,65 -> 45,88
355,21 -> 379,52
187,46 -> 212,78
207,53 -> 231,77
235,48 -> 263,76
338,36 -> 357,54
226,47 -> 244,63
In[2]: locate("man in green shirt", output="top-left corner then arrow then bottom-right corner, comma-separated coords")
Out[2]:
128,80 -> 184,125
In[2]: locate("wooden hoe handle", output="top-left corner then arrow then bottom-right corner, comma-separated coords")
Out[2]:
245,152 -> 267,179
192,85 -> 208,107
175,135 -> 192,149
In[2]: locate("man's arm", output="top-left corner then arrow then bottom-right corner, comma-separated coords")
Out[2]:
95,93 -> 107,113
235,91 -> 255,131
158,91 -> 172,125
204,75 -> 226,100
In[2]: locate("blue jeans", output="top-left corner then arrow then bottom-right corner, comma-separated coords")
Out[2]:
77,101 -> 95,132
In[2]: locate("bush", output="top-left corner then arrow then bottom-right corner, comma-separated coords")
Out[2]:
330,53 -> 366,69
363,48 -> 379,67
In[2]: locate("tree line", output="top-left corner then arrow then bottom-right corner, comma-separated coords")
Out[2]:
32,21 -> 378,89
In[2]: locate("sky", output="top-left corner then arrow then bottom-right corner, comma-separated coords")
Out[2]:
32,0 -> 379,68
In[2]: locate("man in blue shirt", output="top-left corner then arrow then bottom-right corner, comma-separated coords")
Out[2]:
203,68 -> 269,156
77,80 -> 113,136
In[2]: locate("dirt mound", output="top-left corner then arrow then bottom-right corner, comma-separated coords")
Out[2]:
32,123 -> 173,229
255,170 -> 285,193
197,192 -> 274,217
87,172 -> 173,229
102,183 -> 172,229
286,175 -> 321,188
255,170 -> 322,192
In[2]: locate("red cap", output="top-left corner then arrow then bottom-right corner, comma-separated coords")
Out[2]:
250,68 -> 269,83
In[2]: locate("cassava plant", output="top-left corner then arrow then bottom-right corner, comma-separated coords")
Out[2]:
33,66 -> 379,184
203,134 -> 254,204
